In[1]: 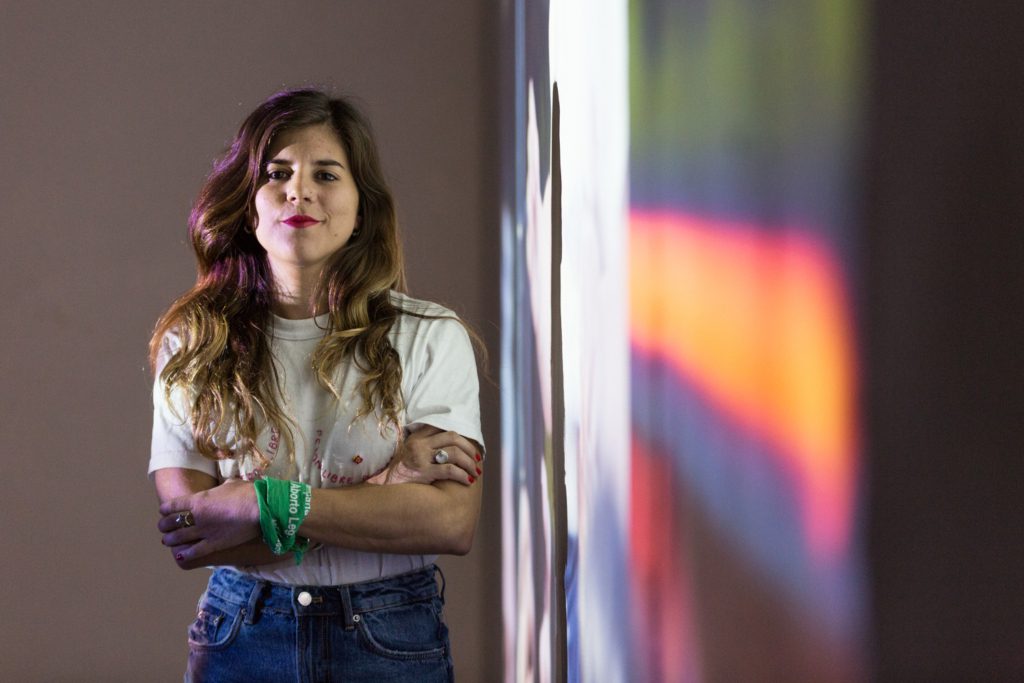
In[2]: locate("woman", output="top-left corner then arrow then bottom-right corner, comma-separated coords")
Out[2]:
149,88 -> 484,682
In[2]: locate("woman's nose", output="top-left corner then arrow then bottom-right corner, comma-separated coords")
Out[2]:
286,175 -> 312,204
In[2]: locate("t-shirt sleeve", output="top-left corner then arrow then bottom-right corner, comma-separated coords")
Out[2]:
403,316 -> 485,453
148,336 -> 218,478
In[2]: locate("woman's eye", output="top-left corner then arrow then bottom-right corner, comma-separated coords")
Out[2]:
267,170 -> 289,180
317,171 -> 338,181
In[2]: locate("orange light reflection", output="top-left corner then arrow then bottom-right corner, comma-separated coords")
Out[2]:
630,210 -> 858,560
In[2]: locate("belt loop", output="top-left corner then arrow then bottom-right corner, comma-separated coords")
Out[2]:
434,563 -> 446,602
243,579 -> 265,625
340,584 -> 355,631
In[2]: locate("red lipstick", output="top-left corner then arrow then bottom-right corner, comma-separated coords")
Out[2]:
283,215 -> 319,228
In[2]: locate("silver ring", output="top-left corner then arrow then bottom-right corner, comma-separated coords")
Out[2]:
433,449 -> 450,465
174,511 -> 195,529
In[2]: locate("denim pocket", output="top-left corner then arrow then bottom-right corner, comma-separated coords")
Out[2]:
355,596 -> 448,660
187,593 -> 243,651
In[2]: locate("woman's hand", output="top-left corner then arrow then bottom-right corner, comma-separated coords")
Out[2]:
157,478 -> 261,567
367,426 -> 483,486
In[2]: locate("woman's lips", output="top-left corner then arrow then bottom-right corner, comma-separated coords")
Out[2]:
283,216 -> 319,228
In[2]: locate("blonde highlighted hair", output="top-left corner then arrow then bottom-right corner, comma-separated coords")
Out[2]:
150,88 -> 416,461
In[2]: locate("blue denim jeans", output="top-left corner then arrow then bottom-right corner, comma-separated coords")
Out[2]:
184,565 -> 453,682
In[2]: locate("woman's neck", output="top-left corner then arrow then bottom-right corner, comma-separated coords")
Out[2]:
270,265 -> 323,319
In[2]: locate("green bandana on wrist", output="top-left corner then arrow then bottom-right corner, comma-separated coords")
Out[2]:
254,477 -> 313,565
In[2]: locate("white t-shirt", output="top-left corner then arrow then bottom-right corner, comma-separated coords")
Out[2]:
149,291 -> 484,585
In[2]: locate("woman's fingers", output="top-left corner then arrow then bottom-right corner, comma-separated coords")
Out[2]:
157,501 -> 201,547
437,461 -> 478,484
158,506 -> 203,545
156,509 -> 193,533
161,524 -> 203,547
170,540 -> 209,566
421,431 -> 482,483
369,427 -> 485,487
433,448 -> 478,483
424,430 -> 479,462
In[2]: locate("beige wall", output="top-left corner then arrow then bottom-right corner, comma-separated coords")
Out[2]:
0,2 -> 501,680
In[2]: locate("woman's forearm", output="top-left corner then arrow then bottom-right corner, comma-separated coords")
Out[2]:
296,426 -> 484,555
299,479 -> 483,556
158,469 -> 484,563
157,426 -> 487,562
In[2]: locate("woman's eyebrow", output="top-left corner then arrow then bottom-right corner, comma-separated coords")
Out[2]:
265,157 -> 344,168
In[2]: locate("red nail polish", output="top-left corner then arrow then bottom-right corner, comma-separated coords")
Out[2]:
468,476 -> 475,484
475,453 -> 482,462
476,467 -> 482,475
175,553 -> 184,561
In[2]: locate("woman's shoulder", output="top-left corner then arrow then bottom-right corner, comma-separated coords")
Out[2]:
388,290 -> 461,321
387,291 -> 472,355
154,326 -> 186,370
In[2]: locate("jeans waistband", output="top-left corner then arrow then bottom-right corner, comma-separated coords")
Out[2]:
204,564 -> 444,629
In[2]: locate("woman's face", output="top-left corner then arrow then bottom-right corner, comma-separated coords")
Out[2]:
253,123 -> 360,280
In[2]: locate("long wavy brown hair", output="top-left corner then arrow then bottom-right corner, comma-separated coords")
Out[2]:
150,88 -> 417,462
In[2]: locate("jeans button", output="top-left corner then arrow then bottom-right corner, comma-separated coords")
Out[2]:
297,591 -> 313,607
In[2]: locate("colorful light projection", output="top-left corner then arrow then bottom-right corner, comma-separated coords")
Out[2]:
631,214 -> 858,560
504,0 -> 866,679
629,0 -> 867,681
